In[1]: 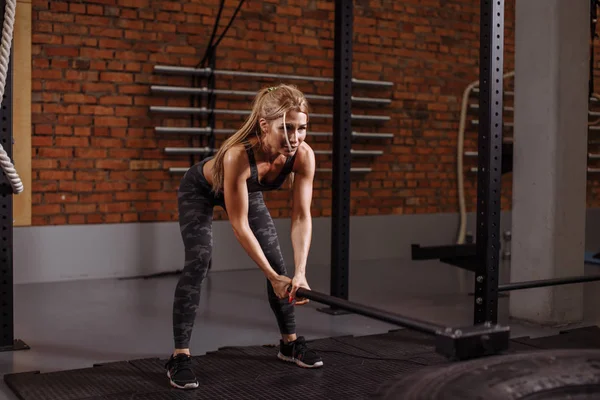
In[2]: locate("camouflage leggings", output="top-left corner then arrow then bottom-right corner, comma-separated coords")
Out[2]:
173,168 -> 296,349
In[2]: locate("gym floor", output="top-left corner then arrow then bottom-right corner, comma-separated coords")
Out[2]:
1,257 -> 599,400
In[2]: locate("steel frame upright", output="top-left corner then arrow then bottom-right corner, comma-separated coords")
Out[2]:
324,0 -> 353,312
327,0 -> 505,326
474,0 -> 505,325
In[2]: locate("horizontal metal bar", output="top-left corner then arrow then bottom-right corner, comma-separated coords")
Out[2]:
155,127 -> 394,139
150,106 -> 390,122
169,165 -> 378,174
294,287 -> 442,335
294,286 -> 510,360
345,114 -> 390,122
589,110 -> 600,117
151,85 -> 212,95
353,78 -> 394,87
411,243 -> 476,260
498,274 -> 600,292
589,153 -> 600,159
150,85 -> 391,105
164,147 -> 215,154
351,132 -> 395,139
155,66 -> 211,76
153,65 -> 394,87
314,149 -> 384,156
352,96 -> 392,105
464,151 -> 478,157
150,106 -> 249,115
309,131 -> 394,139
155,127 -> 236,135
316,167 -> 372,173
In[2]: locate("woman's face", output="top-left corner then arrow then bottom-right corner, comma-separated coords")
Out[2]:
260,110 -> 308,157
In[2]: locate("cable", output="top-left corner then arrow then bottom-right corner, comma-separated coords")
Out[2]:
261,341 -> 433,367
197,0 -> 225,68
315,349 -> 432,366
211,0 -> 246,49
197,0 -> 246,68
456,71 -> 514,244
0,0 -> 22,195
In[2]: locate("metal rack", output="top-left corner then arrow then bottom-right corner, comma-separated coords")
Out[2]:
150,58 -> 394,175
413,0 -> 600,325
411,0 -> 506,325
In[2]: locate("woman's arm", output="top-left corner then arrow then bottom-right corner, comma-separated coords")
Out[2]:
290,143 -> 316,278
222,146 -> 280,281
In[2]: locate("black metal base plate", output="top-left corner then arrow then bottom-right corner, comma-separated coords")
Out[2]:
0,339 -> 29,352
436,323 -> 511,360
5,326 -> 600,400
317,306 -> 352,315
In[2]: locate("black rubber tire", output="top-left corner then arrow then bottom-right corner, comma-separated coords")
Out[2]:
373,349 -> 600,399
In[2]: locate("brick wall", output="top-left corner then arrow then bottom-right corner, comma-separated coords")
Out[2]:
29,0 -> 593,226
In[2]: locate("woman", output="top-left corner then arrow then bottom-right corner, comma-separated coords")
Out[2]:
165,84 -> 324,390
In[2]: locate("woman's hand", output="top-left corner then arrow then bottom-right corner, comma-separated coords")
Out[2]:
289,274 -> 310,306
269,274 -> 293,299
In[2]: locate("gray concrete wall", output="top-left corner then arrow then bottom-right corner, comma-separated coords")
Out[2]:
510,0 -> 590,325
12,209 -> 600,284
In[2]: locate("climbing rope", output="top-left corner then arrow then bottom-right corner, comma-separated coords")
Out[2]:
0,0 -> 22,194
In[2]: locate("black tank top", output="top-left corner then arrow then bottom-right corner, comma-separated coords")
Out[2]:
243,140 -> 297,192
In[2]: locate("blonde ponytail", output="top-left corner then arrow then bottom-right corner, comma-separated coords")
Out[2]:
210,84 -> 309,193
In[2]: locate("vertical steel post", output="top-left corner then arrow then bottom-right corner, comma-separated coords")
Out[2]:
474,0 -> 504,324
590,0 -> 598,98
207,52 -> 216,152
0,0 -> 27,352
321,0 -> 353,314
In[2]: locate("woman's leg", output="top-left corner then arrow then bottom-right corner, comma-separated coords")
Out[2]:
165,187 -> 214,390
172,189 -> 215,351
247,192 -> 296,337
247,192 -> 323,368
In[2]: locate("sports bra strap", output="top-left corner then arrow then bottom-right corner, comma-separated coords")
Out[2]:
243,141 -> 260,180
281,152 -> 297,175
243,140 -> 297,187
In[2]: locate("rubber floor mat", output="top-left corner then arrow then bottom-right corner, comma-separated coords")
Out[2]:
6,327 -> 600,400
3,360 -> 166,400
332,328 -> 438,359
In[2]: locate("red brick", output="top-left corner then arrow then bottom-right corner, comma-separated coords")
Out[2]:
69,215 -> 86,224
24,0 -> 561,225
33,204 -> 62,215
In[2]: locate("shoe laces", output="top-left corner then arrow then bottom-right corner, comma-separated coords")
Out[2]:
166,354 -> 193,374
291,337 -> 317,358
